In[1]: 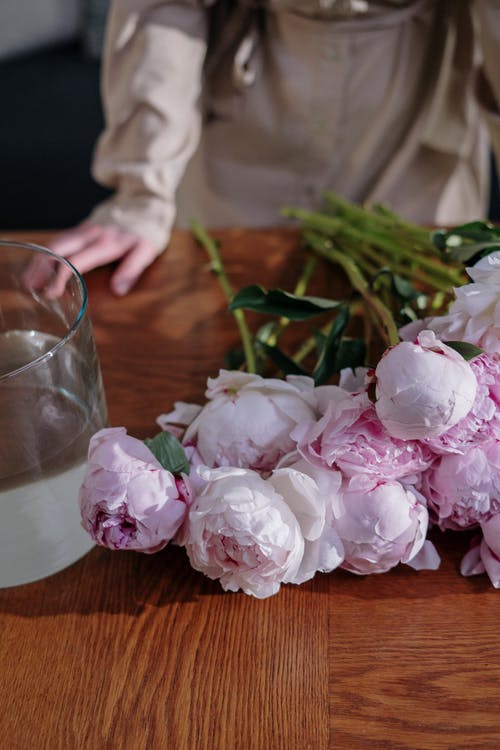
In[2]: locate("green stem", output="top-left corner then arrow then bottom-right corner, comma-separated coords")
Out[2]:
303,231 -> 400,347
293,321 -> 330,364
282,205 -> 464,288
323,192 -> 432,247
335,235 -> 454,291
333,240 -> 380,278
190,219 -> 257,373
371,203 -> 436,244
293,256 -> 317,296
345,226 -> 463,285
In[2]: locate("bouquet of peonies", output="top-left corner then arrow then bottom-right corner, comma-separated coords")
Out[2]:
79,195 -> 500,597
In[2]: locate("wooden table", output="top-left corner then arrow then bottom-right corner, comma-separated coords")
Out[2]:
1,229 -> 499,749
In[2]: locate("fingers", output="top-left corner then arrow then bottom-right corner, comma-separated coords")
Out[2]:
22,254 -> 58,292
42,225 -> 161,298
48,224 -> 105,257
45,227 -> 140,299
110,240 -> 161,296
54,230 -> 139,275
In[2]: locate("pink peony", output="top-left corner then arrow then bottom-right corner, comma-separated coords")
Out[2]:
156,401 -> 202,440
423,352 -> 500,454
331,474 -> 439,575
420,440 -> 500,530
79,427 -> 190,553
374,330 -> 477,439
175,370 -> 317,472
460,514 -> 500,588
400,251 -> 500,354
182,464 -> 343,598
292,389 -> 433,482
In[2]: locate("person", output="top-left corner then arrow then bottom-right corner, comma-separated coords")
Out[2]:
48,0 -> 500,295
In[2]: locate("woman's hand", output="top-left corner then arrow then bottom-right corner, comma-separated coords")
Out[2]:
46,223 -> 162,296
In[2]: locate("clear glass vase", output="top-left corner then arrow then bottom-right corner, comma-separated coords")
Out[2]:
0,240 -> 107,587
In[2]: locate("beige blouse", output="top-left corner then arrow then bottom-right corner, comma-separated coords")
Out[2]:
89,0 -> 500,251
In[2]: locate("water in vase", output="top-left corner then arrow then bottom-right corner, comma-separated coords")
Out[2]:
0,330 -> 106,587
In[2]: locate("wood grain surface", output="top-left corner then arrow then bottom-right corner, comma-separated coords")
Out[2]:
1,229 -> 499,750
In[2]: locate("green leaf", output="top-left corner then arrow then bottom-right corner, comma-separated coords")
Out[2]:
313,305 -> 350,384
224,346 -> 246,371
313,329 -> 327,357
371,268 -> 421,303
432,221 -> 497,245
432,223 -> 500,263
399,306 -> 418,323
450,243 -> 500,264
255,320 -> 278,343
144,432 -> 190,475
229,285 -> 342,320
256,341 -> 310,376
391,274 -> 421,301
443,340 -> 484,361
333,338 -> 367,372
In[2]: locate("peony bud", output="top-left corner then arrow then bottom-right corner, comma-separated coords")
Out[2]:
374,330 -> 477,439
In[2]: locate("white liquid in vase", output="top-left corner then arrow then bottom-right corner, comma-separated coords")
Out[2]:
0,330 -> 106,587
0,462 -> 95,586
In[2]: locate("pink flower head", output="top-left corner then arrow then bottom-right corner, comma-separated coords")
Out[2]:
374,330 -> 477,439
332,475 -> 439,575
183,464 -> 343,598
424,352 -> 500,454
292,389 -> 433,482
420,440 -> 500,530
180,370 -> 317,472
79,427 -> 190,553
400,252 -> 500,354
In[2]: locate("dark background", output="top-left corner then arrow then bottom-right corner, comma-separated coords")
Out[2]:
0,42 -> 111,229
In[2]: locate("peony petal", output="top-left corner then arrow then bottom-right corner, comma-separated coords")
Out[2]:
268,468 -> 325,540
292,525 -> 344,584
406,540 -> 441,570
460,537 -> 486,577
480,540 -> 500,588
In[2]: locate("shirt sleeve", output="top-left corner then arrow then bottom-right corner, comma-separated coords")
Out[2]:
474,0 -> 500,164
88,1 -> 214,250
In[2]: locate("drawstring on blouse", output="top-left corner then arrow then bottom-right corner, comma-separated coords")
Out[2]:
232,25 -> 259,88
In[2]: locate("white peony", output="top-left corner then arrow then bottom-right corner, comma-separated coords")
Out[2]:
183,464 -> 343,598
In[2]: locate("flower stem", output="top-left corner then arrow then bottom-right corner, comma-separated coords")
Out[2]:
293,321 -> 330,364
190,219 -> 257,373
303,231 -> 400,347
282,205 -> 464,289
323,192 -> 432,247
